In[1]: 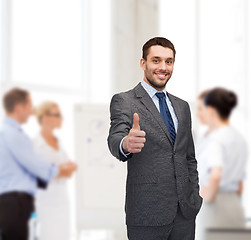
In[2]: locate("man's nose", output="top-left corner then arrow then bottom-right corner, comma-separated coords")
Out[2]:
159,61 -> 167,70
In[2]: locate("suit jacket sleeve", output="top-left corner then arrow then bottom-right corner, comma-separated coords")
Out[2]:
107,93 -> 133,161
186,102 -> 200,195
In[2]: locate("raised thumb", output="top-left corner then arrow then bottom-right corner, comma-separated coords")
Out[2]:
132,113 -> 140,130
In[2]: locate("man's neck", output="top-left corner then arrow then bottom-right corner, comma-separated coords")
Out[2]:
143,79 -> 166,92
141,79 -> 167,94
211,119 -> 229,130
6,113 -> 22,124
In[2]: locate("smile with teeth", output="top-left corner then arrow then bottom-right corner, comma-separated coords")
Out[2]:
156,72 -> 168,79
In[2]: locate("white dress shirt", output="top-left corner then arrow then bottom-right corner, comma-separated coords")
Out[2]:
140,80 -> 178,131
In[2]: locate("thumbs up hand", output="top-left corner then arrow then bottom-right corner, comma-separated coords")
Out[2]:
122,113 -> 146,153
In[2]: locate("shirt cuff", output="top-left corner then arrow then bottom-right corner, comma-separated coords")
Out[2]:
119,136 -> 131,158
49,163 -> 59,180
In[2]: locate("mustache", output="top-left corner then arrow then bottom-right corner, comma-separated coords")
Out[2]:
155,71 -> 170,75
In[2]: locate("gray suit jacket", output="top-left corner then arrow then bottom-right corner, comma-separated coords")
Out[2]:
108,83 -> 202,226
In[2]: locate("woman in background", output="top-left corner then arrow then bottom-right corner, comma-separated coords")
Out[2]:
33,101 -> 77,240
196,88 -> 248,240
195,89 -> 211,186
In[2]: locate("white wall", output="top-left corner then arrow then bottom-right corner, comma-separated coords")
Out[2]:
0,1 -> 113,239
111,0 -> 159,94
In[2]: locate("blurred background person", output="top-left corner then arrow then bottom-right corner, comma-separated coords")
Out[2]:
33,101 -> 77,240
195,89 -> 211,187
196,87 -> 248,240
0,88 -> 77,240
196,90 -> 211,132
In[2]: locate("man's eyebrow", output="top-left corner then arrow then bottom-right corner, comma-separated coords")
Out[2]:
151,56 -> 174,60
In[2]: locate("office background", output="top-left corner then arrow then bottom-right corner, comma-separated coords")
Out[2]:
0,0 -> 250,239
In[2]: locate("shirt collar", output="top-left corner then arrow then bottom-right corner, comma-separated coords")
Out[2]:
141,80 -> 167,99
3,117 -> 22,131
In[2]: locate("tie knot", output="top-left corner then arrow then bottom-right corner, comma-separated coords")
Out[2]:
155,92 -> 166,99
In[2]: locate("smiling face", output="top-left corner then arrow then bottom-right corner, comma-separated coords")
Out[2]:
140,45 -> 174,91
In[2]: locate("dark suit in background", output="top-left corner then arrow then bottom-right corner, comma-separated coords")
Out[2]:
107,37 -> 202,240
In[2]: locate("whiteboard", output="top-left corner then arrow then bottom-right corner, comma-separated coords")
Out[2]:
74,104 -> 127,229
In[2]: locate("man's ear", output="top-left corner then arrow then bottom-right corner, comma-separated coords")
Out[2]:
207,106 -> 215,117
140,58 -> 146,71
14,103 -> 23,114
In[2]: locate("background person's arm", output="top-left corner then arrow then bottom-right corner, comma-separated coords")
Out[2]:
37,161 -> 77,189
57,161 -> 77,178
4,130 -> 58,182
200,167 -> 222,202
237,180 -> 244,196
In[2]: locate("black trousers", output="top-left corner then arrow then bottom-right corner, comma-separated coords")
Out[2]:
0,192 -> 34,240
127,206 -> 196,240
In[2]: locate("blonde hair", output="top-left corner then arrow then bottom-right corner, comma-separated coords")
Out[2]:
34,101 -> 59,125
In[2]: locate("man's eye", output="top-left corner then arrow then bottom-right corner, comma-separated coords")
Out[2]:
167,61 -> 173,64
153,60 -> 159,63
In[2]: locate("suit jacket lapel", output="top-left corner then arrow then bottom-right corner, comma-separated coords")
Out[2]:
134,84 -> 173,145
167,93 -> 183,149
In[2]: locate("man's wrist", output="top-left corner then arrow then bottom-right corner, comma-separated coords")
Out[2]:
120,136 -> 131,158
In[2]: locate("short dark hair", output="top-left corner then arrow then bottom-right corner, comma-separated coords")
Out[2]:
142,37 -> 176,60
204,87 -> 237,120
3,87 -> 29,113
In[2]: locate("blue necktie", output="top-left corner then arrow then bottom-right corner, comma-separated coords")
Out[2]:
156,92 -> 176,143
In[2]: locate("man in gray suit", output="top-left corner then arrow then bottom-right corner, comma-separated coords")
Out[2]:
108,37 -> 202,240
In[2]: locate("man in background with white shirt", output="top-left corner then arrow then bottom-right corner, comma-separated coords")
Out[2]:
0,87 -> 77,240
